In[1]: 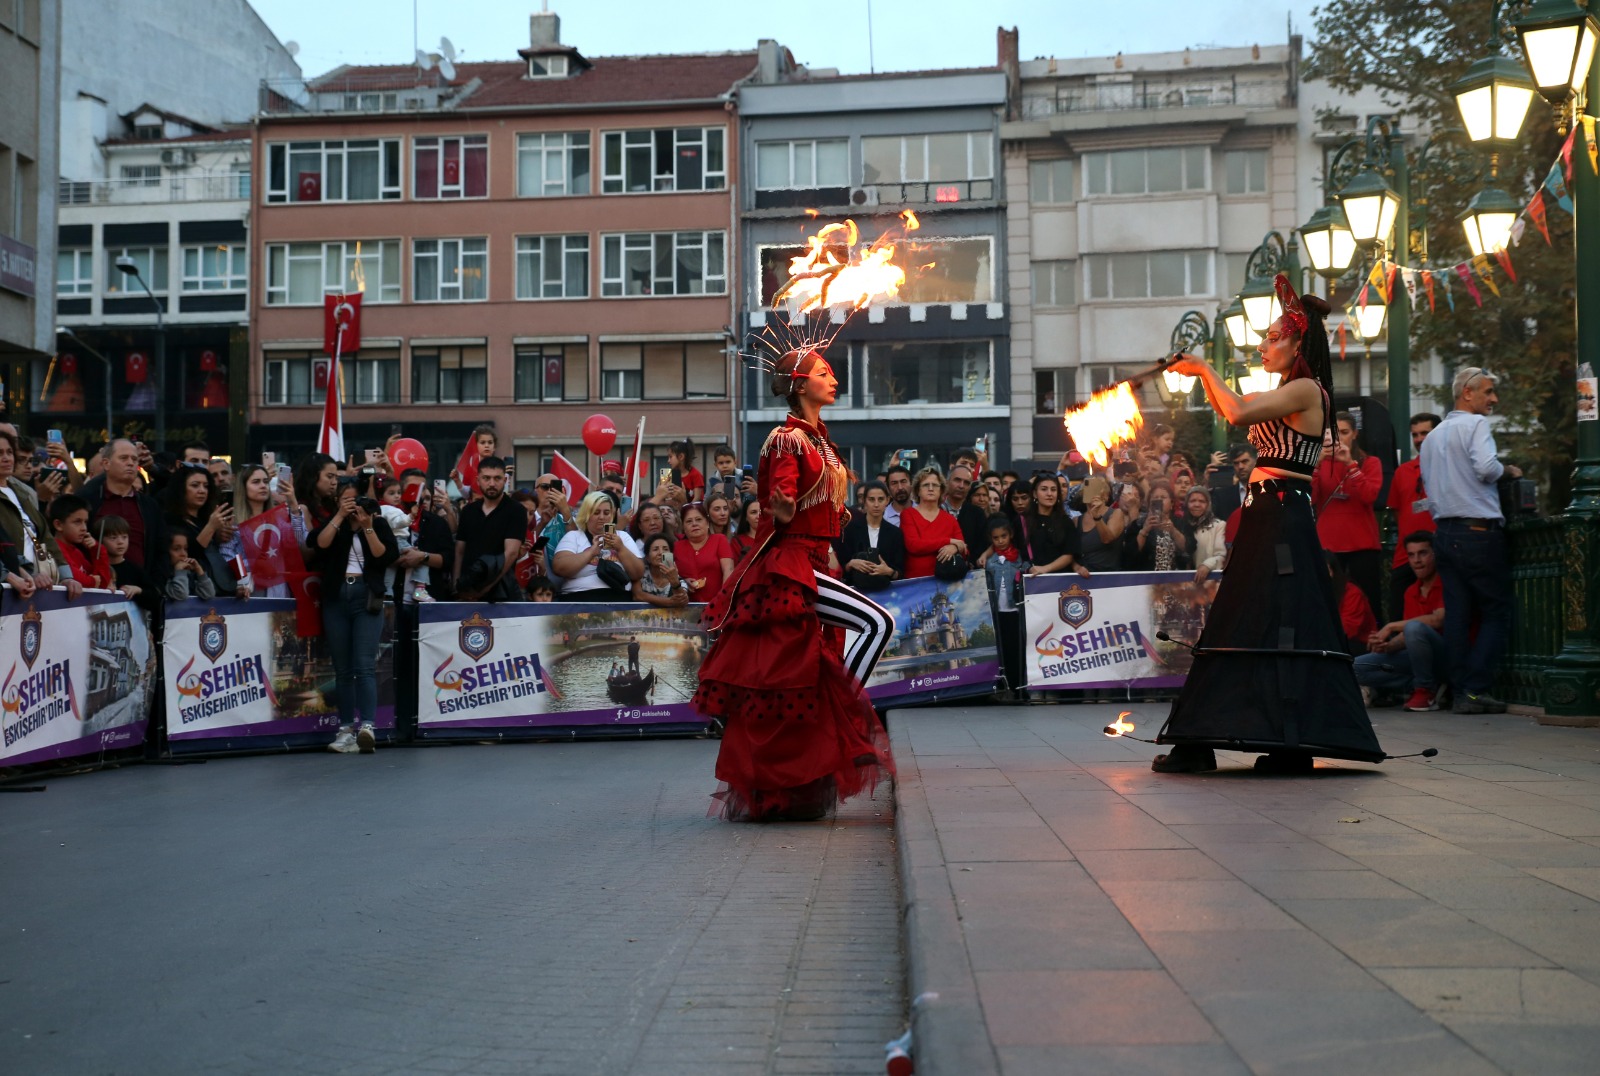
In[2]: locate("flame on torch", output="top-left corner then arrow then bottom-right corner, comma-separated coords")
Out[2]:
1064,384 -> 1145,469
1103,712 -> 1136,738
773,210 -> 921,315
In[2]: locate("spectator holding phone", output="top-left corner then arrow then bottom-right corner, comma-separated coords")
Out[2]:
552,490 -> 644,602
1076,476 -> 1127,574
667,439 -> 705,500
222,463 -> 299,598
674,502 -> 735,604
165,462 -> 234,592
1206,445 -> 1256,523
1312,410 -> 1384,621
634,533 -> 690,607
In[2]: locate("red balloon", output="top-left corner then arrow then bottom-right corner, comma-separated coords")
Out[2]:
387,437 -> 429,474
582,414 -> 618,455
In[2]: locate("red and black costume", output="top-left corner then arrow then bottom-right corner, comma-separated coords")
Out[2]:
694,412 -> 894,821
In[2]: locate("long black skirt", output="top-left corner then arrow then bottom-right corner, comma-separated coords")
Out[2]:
1158,480 -> 1385,762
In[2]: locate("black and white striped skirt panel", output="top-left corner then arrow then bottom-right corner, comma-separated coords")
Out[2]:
813,571 -> 895,685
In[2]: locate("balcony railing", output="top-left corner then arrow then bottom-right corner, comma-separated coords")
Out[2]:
58,173 -> 250,207
1020,77 -> 1290,119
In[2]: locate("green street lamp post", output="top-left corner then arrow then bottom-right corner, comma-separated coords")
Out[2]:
1166,309 -> 1231,451
1508,0 -> 1600,715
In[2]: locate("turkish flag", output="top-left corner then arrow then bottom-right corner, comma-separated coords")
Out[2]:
456,434 -> 482,494
199,349 -> 218,372
312,357 -> 330,391
317,355 -> 344,462
125,351 -> 148,384
238,504 -> 306,590
443,156 -> 460,186
323,292 -> 362,357
298,172 -> 322,201
550,450 -> 591,503
288,571 -> 323,638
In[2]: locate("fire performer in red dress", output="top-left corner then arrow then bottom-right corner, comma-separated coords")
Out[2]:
1152,275 -> 1384,774
694,349 -> 894,821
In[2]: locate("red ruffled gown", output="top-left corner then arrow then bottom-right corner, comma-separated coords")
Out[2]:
694,415 -> 893,821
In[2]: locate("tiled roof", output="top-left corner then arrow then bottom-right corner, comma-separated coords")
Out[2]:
103,127 -> 251,147
308,50 -> 759,109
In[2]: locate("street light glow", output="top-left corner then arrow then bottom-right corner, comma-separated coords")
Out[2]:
1515,0 -> 1600,102
1355,292 -> 1388,342
1338,168 -> 1402,249
1222,297 -> 1260,350
1460,185 -> 1522,256
1239,276 -> 1282,335
1450,53 -> 1537,145
1300,203 -> 1357,278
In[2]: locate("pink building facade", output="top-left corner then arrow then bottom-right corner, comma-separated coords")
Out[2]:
249,18 -> 754,479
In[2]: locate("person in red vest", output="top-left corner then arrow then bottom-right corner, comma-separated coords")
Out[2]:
1312,411 -> 1383,621
1385,413 -> 1441,621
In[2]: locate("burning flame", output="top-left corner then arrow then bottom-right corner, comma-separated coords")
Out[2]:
1103,712 -> 1136,738
773,210 -> 921,314
1063,384 -> 1145,469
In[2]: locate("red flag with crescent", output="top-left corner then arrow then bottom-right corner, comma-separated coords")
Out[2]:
323,293 -> 362,357
238,505 -> 307,591
125,351 -> 149,384
298,172 -> 322,202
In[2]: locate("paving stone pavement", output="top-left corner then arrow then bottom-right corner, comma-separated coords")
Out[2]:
892,703 -> 1600,1076
0,740 -> 904,1075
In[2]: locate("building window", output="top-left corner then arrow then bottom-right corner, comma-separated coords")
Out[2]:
413,135 -> 488,199
1084,251 -> 1212,300
232,162 -> 251,200
265,240 -> 402,305
348,351 -> 402,404
1028,158 -> 1074,204
861,133 -> 993,185
597,341 -> 725,401
1083,147 -> 1208,196
754,139 -> 849,190
600,231 -> 725,297
181,244 -> 247,291
1224,149 -> 1268,194
528,54 -> 568,78
411,345 -> 487,404
515,235 -> 589,299
600,127 -> 726,193
866,341 -> 992,406
265,139 -> 402,203
757,236 -> 991,306
1031,261 -> 1075,307
516,131 -> 591,197
120,164 -> 162,187
263,352 -> 316,406
56,249 -> 93,295
1035,369 -> 1069,415
413,237 -> 488,302
514,343 -> 589,402
105,247 -> 168,293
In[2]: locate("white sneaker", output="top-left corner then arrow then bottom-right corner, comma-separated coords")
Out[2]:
1360,685 -> 1374,707
412,586 -> 437,603
357,724 -> 376,754
328,729 -> 359,754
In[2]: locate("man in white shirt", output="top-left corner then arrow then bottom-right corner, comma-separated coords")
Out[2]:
1418,367 -> 1521,714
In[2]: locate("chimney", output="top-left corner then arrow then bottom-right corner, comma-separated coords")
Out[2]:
530,10 -> 560,49
997,26 -> 1020,121
758,39 -> 783,83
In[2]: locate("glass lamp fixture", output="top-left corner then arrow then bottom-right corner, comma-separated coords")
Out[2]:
1450,52 -> 1538,147
1223,296 -> 1260,350
1460,185 -> 1523,256
1338,167 -> 1402,249
1161,367 -> 1198,397
1354,289 -> 1389,342
1239,275 -> 1283,334
1513,0 -> 1600,107
1300,203 -> 1358,279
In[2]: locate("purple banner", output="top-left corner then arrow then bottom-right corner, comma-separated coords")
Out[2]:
1022,570 -> 1216,691
858,573 -> 1001,705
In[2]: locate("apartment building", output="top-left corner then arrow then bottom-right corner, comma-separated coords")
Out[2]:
0,0 -> 60,419
736,42 -> 1010,476
250,12 -> 756,479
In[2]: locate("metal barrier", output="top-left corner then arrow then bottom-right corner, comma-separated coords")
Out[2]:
1503,517 -> 1570,706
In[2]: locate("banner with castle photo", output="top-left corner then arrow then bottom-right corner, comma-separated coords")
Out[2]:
414,602 -> 712,733
163,597 -> 397,748
0,589 -> 154,767
1022,571 -> 1219,691
854,574 -> 1001,705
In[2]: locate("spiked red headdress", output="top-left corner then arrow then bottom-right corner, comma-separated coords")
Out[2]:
1275,273 -> 1307,337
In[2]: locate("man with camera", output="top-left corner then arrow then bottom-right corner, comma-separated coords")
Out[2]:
1419,367 -> 1521,714
454,457 -> 524,602
1205,444 -> 1256,523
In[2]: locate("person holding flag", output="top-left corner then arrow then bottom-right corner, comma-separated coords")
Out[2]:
222,463 -> 308,599
451,425 -> 499,501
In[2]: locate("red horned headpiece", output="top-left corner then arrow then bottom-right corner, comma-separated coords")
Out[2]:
1275,273 -> 1308,337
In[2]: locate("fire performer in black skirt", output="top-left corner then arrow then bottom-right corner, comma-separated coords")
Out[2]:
1152,275 -> 1384,774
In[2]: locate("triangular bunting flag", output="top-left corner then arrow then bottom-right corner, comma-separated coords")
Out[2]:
1545,162 -> 1574,214
1368,261 -> 1387,302
1584,116 -> 1600,177
1422,270 -> 1437,313
1494,248 -> 1517,283
1456,262 -> 1483,306
1402,267 -> 1420,309
1528,191 -> 1552,244
1510,217 -> 1527,247
1443,272 -> 1456,313
1471,254 -> 1501,298
1338,319 -> 1348,362
1386,262 -> 1399,307
1561,126 -> 1577,183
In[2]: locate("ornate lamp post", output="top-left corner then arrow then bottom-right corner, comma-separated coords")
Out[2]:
1167,309 -> 1229,451
1508,0 -> 1600,716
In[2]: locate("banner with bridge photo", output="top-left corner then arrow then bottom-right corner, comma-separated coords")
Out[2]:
414,602 -> 712,735
163,597 -> 397,750
855,574 -> 1002,705
0,589 -> 154,767
1021,570 -> 1219,691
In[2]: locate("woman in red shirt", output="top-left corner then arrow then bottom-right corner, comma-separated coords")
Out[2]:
1312,411 -> 1383,622
900,468 -> 967,579
673,502 -> 734,605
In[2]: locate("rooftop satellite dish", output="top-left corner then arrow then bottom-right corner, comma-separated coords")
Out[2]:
439,36 -> 457,62
438,57 -> 456,81
416,48 -> 434,70
285,40 -> 300,58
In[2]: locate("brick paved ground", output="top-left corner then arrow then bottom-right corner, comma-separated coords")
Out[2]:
0,740 -> 904,1075
894,703 -> 1600,1076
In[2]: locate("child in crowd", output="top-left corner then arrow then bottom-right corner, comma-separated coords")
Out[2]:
47,494 -> 113,589
377,498 -> 432,603
99,515 -> 147,603
165,533 -> 217,601
526,575 -> 556,602
979,514 -> 1027,697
